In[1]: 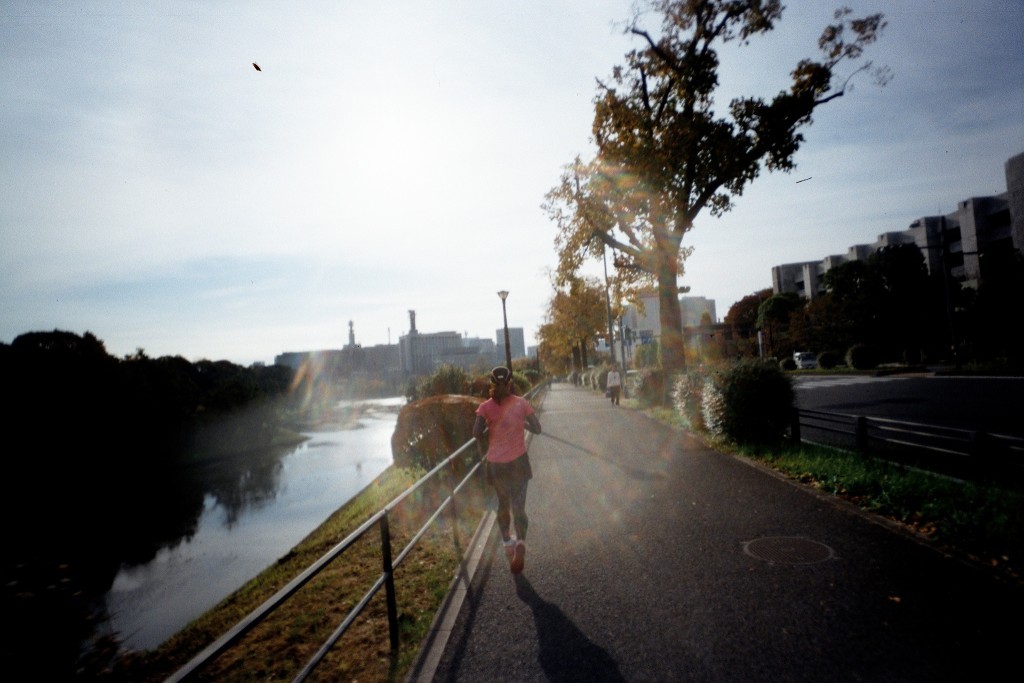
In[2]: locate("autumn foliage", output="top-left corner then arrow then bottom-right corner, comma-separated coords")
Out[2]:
391,394 -> 483,475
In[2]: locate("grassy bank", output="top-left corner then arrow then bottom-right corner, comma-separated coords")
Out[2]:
112,465 -> 487,682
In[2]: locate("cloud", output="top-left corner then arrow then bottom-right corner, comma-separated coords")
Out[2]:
2,1 -> 1022,364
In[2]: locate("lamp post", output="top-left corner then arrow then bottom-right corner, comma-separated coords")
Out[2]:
497,290 -> 512,371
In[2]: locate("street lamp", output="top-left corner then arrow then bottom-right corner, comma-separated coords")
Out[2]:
497,290 -> 512,371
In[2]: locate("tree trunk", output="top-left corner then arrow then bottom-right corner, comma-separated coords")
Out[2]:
656,251 -> 686,380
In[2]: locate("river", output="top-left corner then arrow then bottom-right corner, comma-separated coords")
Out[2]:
102,396 -> 404,651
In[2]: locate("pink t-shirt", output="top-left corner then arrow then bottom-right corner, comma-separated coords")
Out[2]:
476,394 -> 534,463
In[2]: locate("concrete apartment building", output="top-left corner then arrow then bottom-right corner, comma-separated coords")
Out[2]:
604,292 -> 719,364
621,293 -> 718,345
773,151 -> 1024,300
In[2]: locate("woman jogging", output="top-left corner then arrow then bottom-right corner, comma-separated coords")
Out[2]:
473,366 -> 541,574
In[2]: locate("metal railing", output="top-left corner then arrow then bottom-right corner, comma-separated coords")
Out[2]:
790,407 -> 1024,484
165,381 -> 547,682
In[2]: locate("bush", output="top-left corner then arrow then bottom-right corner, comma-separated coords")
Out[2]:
779,357 -> 796,371
391,394 -> 483,473
634,341 -> 659,368
817,350 -> 840,369
520,367 -> 542,385
467,368 -> 533,398
510,369 -> 531,396
846,344 -> 881,370
672,366 -> 711,431
414,364 -> 471,400
701,359 -> 794,447
469,375 -> 491,398
632,368 -> 667,406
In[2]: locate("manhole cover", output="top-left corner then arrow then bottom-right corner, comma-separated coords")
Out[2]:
743,536 -> 836,565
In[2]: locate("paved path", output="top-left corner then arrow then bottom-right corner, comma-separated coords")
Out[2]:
411,382 -> 1023,682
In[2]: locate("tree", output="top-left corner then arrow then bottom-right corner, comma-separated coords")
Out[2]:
725,288 -> 772,357
537,276 -> 610,375
964,248 -> 1024,365
545,1 -> 887,379
815,245 -> 941,361
536,321 -> 574,376
821,258 -> 883,345
794,293 -> 852,356
756,292 -> 802,357
869,243 -> 935,362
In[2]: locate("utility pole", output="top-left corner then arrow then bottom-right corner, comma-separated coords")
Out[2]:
602,245 -> 615,364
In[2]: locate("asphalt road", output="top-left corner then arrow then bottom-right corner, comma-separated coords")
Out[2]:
411,382 -> 1024,682
794,374 -> 1024,436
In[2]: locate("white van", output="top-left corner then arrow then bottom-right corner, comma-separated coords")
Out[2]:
793,351 -> 817,369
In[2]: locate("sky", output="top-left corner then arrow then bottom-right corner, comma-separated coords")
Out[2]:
2,1 -> 1023,367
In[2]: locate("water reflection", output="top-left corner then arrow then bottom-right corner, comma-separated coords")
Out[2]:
104,397 -> 403,651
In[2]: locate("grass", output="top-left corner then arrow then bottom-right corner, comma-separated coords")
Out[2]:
109,465 -> 488,682
750,443 -> 1024,568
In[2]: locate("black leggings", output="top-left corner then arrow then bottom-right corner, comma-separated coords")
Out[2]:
487,454 -> 532,541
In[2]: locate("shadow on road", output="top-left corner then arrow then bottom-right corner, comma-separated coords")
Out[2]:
514,574 -> 626,683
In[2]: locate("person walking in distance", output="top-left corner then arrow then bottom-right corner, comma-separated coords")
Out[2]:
473,366 -> 541,574
606,363 -> 622,406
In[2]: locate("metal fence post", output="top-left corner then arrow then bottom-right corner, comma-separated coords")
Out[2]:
446,463 -> 461,551
790,407 -> 802,446
856,416 -> 869,452
379,515 -> 399,653
970,431 -> 991,477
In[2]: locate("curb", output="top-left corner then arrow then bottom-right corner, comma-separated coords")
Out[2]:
404,509 -> 496,683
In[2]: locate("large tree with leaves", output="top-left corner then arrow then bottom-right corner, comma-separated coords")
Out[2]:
545,1 -> 887,377
725,287 -> 772,356
537,276 -> 612,375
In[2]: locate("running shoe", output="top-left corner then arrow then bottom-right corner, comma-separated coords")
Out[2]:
510,540 -> 525,574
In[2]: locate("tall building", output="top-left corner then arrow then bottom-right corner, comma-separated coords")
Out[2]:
495,327 -> 526,364
681,296 -> 717,327
622,290 -> 661,346
773,151 -> 1023,300
622,292 -> 718,342
399,311 -> 496,377
1007,151 -> 1024,253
